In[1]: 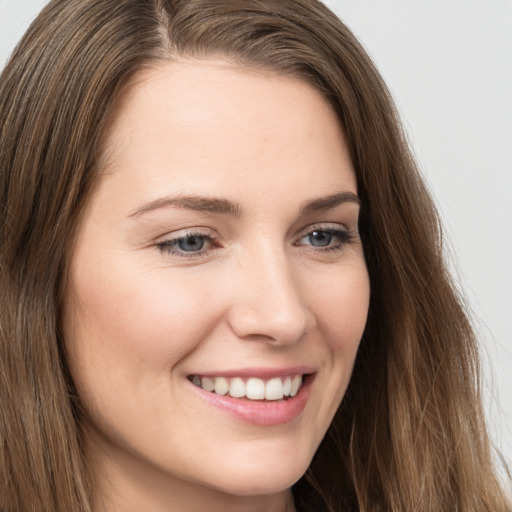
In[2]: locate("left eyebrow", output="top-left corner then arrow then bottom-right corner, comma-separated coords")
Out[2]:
300,191 -> 360,215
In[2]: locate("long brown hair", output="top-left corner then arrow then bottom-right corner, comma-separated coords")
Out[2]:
0,1 -> 508,510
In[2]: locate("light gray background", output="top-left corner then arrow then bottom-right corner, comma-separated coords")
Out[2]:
1,0 -> 511,484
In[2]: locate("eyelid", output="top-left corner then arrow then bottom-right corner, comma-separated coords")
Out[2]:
156,226 -> 216,242
295,222 -> 352,239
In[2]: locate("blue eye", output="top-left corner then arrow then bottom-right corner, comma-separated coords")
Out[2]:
297,227 -> 353,251
175,235 -> 206,252
306,230 -> 334,247
156,231 -> 217,257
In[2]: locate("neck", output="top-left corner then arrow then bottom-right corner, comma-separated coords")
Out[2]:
95,481 -> 295,512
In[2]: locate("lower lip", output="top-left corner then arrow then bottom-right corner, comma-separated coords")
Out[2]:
188,375 -> 314,427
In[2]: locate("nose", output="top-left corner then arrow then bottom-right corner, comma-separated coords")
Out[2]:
226,246 -> 316,345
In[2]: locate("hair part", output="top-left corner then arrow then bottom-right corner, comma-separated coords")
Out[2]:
0,1 -> 509,511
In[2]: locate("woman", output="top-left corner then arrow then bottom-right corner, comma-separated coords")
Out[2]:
0,0 -> 508,511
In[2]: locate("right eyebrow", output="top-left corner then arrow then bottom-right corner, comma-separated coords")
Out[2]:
128,195 -> 242,218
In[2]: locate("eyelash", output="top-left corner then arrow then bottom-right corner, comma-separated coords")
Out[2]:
155,225 -> 355,258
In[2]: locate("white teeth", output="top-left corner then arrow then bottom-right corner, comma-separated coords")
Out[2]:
283,377 -> 292,397
290,375 -> 302,397
191,374 -> 305,401
201,377 -> 214,392
229,377 -> 246,398
265,377 -> 284,400
246,378 -> 265,399
214,377 -> 229,396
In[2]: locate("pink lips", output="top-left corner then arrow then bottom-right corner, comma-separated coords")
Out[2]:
188,367 -> 315,427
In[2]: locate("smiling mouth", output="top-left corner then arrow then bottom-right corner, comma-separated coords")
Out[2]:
188,374 -> 305,401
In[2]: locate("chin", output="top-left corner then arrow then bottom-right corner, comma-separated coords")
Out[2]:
199,454 -> 310,497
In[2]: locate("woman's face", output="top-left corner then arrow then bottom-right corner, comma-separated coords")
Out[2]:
63,60 -> 370,508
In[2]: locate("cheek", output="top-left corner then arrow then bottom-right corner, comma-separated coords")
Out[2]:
62,259 -> 227,432
65,261 -> 212,369
311,263 -> 370,353
62,260 -> 221,440
302,263 -> 370,434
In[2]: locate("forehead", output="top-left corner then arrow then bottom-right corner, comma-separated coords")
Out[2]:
95,59 -> 355,211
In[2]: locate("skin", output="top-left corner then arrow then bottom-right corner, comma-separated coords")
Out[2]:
62,59 -> 370,512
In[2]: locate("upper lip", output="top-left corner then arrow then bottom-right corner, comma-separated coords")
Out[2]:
187,366 -> 315,380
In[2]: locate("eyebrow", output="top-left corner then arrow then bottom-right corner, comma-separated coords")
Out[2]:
129,195 -> 241,218
299,191 -> 360,214
128,191 -> 360,218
